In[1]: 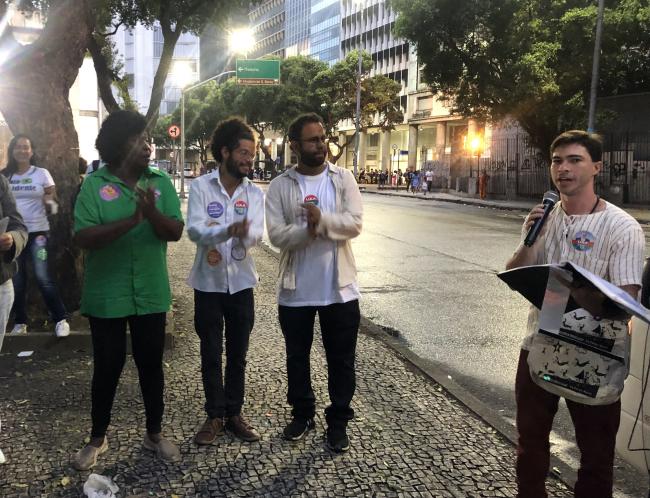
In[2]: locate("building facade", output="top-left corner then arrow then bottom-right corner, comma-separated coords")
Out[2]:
309,0 -> 341,65
249,0 -> 287,59
113,23 -> 200,116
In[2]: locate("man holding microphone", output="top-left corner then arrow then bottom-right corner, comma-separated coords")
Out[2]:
506,130 -> 645,498
187,118 -> 264,444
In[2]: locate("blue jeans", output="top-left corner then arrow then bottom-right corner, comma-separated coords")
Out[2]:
12,232 -> 67,324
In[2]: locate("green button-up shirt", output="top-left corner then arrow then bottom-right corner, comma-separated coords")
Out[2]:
74,166 -> 183,318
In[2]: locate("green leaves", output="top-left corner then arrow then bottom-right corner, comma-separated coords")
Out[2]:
394,0 -> 650,150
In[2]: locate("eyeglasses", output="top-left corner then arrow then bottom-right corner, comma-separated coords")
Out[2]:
300,137 -> 328,146
233,149 -> 255,159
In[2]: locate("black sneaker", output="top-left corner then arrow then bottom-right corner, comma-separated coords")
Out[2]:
325,426 -> 350,453
283,417 -> 315,441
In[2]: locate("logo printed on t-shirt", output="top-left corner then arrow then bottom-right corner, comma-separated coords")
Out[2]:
99,184 -> 121,202
304,194 -> 319,206
572,231 -> 595,252
21,178 -> 32,184
206,249 -> 222,266
34,235 -> 47,247
207,201 -> 224,218
234,199 -> 248,215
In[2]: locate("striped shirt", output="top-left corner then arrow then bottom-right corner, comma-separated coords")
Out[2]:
523,200 -> 645,349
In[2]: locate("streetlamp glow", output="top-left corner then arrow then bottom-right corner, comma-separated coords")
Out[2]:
229,28 -> 255,56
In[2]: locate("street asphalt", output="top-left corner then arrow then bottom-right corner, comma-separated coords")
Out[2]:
0,223 -> 573,497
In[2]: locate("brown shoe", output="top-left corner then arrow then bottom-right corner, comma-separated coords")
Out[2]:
194,417 -> 225,445
226,414 -> 260,442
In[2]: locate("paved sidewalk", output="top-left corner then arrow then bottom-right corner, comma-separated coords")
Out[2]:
0,231 -> 572,497
357,183 -> 650,224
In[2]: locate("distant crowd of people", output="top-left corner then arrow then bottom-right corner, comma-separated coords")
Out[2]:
358,168 -> 435,194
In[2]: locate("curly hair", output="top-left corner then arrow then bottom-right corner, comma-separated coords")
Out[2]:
287,113 -> 324,142
4,134 -> 38,177
95,110 -> 148,166
210,117 -> 255,163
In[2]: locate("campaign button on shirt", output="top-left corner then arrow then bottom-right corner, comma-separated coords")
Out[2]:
572,231 -> 595,252
304,194 -> 319,206
99,184 -> 121,201
234,199 -> 248,216
206,249 -> 222,266
207,201 -> 224,218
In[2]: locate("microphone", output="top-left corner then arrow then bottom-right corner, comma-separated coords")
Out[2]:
524,190 -> 559,247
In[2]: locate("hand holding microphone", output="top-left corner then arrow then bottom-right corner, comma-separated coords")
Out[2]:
523,190 -> 559,247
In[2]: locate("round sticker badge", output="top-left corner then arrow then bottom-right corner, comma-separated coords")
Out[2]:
36,248 -> 47,261
206,249 -> 222,267
572,231 -> 595,252
234,199 -> 248,216
304,194 -> 319,206
34,235 -> 47,247
153,189 -> 162,200
207,201 -> 224,218
99,184 -> 121,202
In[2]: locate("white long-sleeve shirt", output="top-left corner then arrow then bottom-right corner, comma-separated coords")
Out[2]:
186,170 -> 264,293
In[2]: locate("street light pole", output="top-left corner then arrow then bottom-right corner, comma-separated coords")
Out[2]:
180,70 -> 236,198
587,0 -> 606,132
353,48 -> 362,180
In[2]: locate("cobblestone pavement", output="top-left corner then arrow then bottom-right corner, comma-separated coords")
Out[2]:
0,231 -> 572,497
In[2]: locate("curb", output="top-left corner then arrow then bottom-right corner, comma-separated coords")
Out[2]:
2,311 -> 177,354
258,241 -> 578,493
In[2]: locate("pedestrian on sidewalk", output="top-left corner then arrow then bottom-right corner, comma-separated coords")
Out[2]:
72,110 -> 184,470
505,130 -> 645,498
3,135 -> 70,338
478,168 -> 489,199
265,113 -> 363,453
187,118 -> 264,445
425,168 -> 433,193
0,173 -> 27,465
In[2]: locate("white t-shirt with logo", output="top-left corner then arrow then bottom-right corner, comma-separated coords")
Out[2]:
9,166 -> 54,232
278,169 -> 361,307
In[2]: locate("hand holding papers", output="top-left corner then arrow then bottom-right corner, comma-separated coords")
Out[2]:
498,261 -> 648,403
498,261 -> 650,324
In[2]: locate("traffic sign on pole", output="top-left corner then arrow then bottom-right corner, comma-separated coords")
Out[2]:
236,59 -> 280,86
168,124 -> 181,140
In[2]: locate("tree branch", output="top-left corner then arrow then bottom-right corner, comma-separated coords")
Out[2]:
95,21 -> 123,37
87,35 -> 121,113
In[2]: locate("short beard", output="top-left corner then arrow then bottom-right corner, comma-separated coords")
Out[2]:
299,150 -> 326,168
226,156 -> 247,179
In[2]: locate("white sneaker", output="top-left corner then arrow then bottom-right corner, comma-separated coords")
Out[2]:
55,320 -> 70,338
9,323 -> 26,335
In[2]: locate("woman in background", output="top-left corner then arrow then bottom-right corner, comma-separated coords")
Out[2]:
3,134 -> 69,337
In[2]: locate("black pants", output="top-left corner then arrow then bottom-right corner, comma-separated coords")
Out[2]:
89,313 -> 166,438
278,300 -> 360,428
194,288 -> 254,418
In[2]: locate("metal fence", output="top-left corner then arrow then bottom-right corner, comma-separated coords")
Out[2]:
598,133 -> 650,204
422,132 -> 650,204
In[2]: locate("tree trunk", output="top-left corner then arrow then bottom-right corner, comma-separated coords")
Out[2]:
145,20 -> 181,130
0,1 -> 95,317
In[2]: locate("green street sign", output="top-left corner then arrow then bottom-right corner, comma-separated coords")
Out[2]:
236,59 -> 280,86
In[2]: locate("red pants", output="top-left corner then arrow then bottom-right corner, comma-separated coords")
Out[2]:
515,350 -> 620,498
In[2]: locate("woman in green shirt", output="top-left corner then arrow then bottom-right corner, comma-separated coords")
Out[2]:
72,110 -> 184,471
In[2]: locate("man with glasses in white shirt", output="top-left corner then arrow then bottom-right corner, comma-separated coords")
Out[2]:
187,118 -> 264,444
265,113 -> 363,453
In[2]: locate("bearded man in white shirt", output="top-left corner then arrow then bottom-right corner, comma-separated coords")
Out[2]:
265,113 -> 363,453
187,118 -> 264,444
